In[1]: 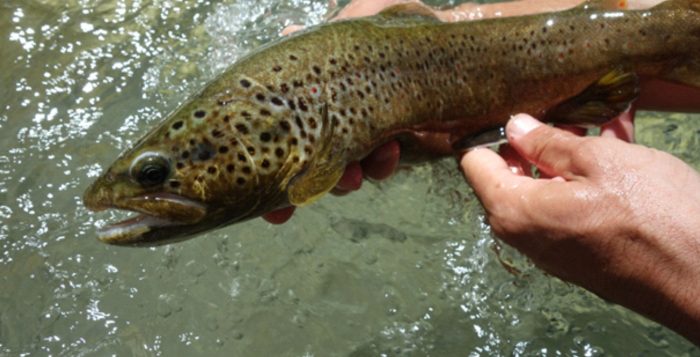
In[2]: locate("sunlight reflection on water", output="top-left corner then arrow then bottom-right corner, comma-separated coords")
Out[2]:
1,0 -> 699,355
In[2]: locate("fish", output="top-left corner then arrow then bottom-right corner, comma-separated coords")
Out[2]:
83,0 -> 700,246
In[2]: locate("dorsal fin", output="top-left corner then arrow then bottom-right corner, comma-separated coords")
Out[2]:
378,3 -> 440,21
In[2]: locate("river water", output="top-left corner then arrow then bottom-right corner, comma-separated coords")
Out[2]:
1,0 -> 699,355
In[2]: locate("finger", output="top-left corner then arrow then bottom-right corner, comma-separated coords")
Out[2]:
600,107 -> 635,142
461,148 -> 530,210
263,206 -> 296,224
333,161 -> 363,194
281,25 -> 304,36
334,0 -> 414,20
498,144 -> 530,177
506,114 -> 587,179
554,124 -> 587,136
361,140 -> 400,180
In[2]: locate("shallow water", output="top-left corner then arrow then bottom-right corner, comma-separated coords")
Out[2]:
1,0 -> 699,355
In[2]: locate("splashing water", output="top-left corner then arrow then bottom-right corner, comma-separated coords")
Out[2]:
1,0 -> 699,355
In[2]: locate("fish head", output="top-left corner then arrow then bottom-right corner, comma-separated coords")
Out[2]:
84,90 -> 300,246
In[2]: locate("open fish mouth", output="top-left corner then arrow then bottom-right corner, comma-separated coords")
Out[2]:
85,192 -> 208,246
96,211 -> 183,245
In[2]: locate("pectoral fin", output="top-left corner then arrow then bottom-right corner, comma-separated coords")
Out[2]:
287,156 -> 344,207
287,105 -> 345,207
545,68 -> 640,126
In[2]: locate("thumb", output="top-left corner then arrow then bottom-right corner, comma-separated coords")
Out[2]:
507,114 -> 587,179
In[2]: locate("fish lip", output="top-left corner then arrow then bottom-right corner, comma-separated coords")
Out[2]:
89,193 -> 208,246
96,213 -> 180,245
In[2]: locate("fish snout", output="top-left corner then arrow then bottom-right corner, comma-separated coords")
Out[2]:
83,175 -> 117,212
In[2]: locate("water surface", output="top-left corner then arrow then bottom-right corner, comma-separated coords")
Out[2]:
1,0 -> 699,355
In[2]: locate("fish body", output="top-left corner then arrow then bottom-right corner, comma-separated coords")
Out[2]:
84,0 -> 700,246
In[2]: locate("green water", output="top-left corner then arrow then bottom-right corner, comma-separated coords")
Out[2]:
1,0 -> 699,355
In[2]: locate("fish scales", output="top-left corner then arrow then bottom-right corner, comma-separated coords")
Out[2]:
84,0 -> 700,245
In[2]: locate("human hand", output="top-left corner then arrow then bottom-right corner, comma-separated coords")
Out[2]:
461,114 -> 700,344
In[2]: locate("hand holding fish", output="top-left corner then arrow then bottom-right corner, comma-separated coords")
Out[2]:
462,114 -> 700,345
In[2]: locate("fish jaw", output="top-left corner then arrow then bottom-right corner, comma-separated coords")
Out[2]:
84,177 -> 209,246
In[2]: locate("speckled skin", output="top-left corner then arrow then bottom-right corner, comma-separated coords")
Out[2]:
84,1 -> 700,245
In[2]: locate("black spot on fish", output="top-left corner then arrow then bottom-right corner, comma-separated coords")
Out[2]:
208,166 -> 217,174
211,129 -> 224,138
238,153 -> 246,162
289,54 -> 298,61
275,147 -> 285,158
312,66 -> 321,75
280,83 -> 290,93
194,110 -> 206,119
181,151 -> 190,159
260,132 -> 272,142
219,146 -> 229,154
280,120 -> 291,131
176,162 -> 185,170
329,58 -> 337,65
261,160 -> 270,169
256,93 -> 266,102
242,166 -> 252,174
240,79 -> 251,88
226,164 -> 235,173
273,65 -> 282,72
295,116 -> 304,129
169,181 -> 181,189
287,100 -> 297,110
235,124 -> 249,135
247,147 -> 256,155
298,98 -> 308,112
172,121 -> 183,130
237,177 -> 246,186
197,143 -> 215,161
223,115 -> 230,123
271,97 -> 284,106
308,118 -> 317,129
241,111 -> 251,119
293,80 -> 303,88
260,109 -> 271,116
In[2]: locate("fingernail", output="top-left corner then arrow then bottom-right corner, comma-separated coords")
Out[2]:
508,114 -> 542,140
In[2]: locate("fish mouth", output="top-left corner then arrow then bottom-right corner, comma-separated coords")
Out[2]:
96,212 -> 181,245
86,193 -> 208,246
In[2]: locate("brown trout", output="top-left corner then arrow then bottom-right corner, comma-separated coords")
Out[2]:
84,0 -> 700,246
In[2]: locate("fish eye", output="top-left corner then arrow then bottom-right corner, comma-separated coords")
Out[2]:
130,153 -> 170,187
